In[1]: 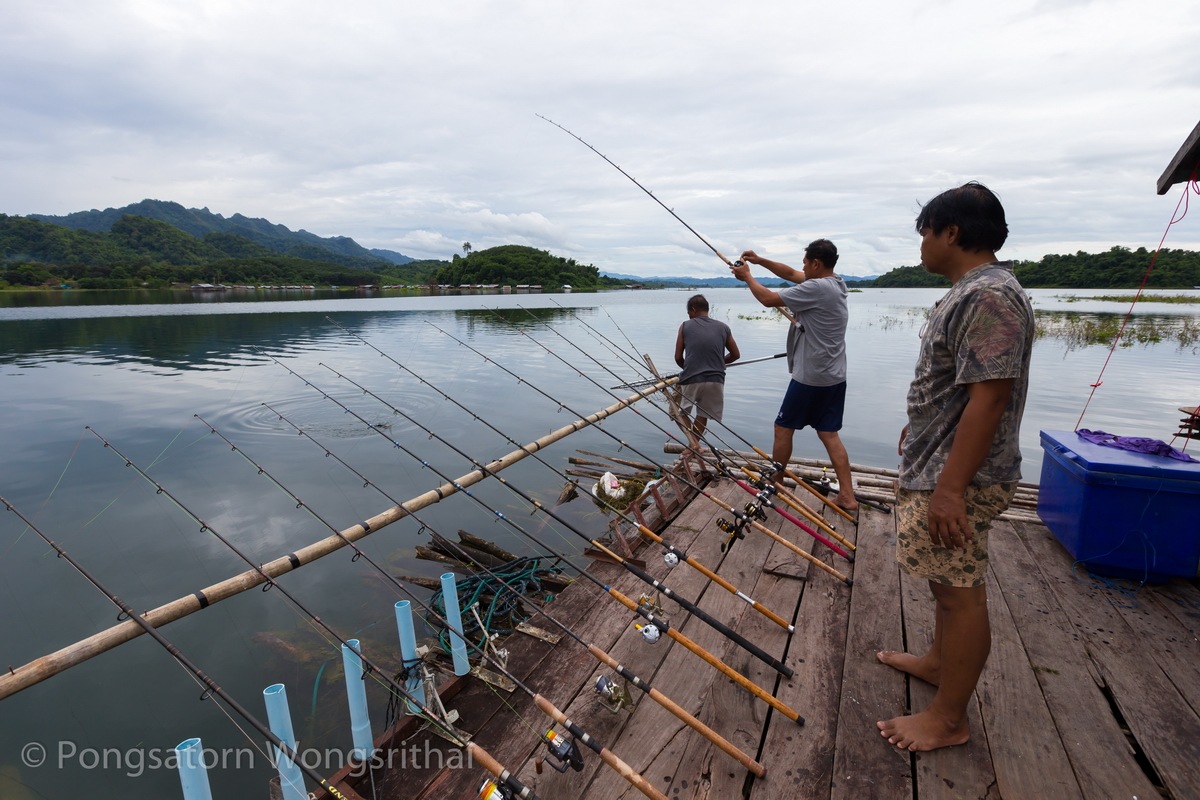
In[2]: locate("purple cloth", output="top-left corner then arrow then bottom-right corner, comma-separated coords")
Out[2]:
1076,429 -> 1200,463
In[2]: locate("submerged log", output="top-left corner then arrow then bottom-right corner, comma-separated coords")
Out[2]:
457,530 -> 519,562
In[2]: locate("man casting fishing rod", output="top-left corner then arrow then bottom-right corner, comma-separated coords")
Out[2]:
730,239 -> 859,515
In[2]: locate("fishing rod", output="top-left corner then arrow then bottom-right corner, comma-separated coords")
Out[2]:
738,465 -> 854,551
319,363 -> 796,680
538,115 -> 744,270
279,363 -> 805,725
255,402 -> 767,777
80,429 -> 543,800
461,314 -> 852,579
324,318 -> 795,635
0,496 -> 367,800
189,417 -> 671,800
612,352 -> 787,391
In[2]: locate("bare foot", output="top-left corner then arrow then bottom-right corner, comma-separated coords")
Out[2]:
876,709 -> 969,751
835,493 -> 859,514
876,650 -> 940,686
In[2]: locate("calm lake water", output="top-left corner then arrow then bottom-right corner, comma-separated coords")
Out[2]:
1,286 -> 1197,798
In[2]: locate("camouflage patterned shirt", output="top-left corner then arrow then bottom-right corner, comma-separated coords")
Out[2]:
899,262 -> 1034,490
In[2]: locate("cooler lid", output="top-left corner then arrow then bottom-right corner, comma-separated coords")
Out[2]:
1040,429 -> 1200,482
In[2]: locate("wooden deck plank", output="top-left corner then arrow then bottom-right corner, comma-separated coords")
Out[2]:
990,521 -> 1159,800
826,505 -> 912,800
1017,521 -> 1200,799
746,506 -> 854,800
977,522 -> 1085,800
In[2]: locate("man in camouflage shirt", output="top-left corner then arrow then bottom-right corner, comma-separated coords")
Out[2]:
876,182 -> 1034,752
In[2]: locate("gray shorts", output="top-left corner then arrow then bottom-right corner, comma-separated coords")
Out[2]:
680,381 -> 724,422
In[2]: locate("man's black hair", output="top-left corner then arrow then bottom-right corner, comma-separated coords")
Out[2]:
915,182 -> 1008,252
687,294 -> 709,313
804,239 -> 839,269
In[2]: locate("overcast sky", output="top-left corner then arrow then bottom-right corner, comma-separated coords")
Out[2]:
3,1 -> 1199,278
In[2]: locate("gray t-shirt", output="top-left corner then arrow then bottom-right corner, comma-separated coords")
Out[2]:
899,262 -> 1034,490
678,316 -> 732,385
778,275 -> 848,386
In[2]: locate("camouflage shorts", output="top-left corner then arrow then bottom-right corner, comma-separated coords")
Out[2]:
895,482 -> 1017,588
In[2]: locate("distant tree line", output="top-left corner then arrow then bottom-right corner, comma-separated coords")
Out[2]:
869,246 -> 1200,288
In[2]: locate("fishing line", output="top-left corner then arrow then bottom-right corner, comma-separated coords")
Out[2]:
538,115 -> 743,270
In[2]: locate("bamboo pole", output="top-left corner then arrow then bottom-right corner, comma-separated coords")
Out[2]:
0,385 -> 669,701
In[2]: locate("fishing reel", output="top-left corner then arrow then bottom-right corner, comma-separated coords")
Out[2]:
594,673 -> 635,714
716,516 -> 747,553
743,501 -> 768,523
479,777 -> 515,800
637,591 -> 666,618
538,728 -> 584,773
662,550 -> 680,568
633,621 -> 662,644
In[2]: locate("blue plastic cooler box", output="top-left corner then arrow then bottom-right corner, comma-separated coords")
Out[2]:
1037,430 -> 1200,580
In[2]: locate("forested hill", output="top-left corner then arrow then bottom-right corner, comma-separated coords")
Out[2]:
433,245 -> 622,289
29,199 -> 414,269
869,246 -> 1200,288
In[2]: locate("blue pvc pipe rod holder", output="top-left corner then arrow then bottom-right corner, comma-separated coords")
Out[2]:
263,683 -> 306,800
394,600 -> 426,713
440,571 -> 471,676
175,737 -> 213,800
341,639 -> 373,760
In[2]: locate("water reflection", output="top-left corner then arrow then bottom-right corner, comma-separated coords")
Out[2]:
0,311 -> 391,372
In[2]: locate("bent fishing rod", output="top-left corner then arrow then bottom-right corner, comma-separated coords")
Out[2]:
259,401 -> 768,777
280,364 -> 805,724
80,429 -> 545,800
539,115 -> 743,270
317,363 -> 796,681
324,318 -> 795,635
188,418 -> 670,800
463,315 -> 854,574
0,497 -> 367,800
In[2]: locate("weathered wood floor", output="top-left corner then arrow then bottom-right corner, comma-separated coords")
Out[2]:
344,475 -> 1200,800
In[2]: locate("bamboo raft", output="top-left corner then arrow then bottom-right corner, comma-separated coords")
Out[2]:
320,453 -> 1200,800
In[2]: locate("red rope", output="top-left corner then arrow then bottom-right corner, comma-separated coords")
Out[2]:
1074,159 -> 1200,443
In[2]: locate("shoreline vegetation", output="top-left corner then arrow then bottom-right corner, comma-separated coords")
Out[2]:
4,204 -> 1200,292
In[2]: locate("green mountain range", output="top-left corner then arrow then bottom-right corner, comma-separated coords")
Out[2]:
30,199 -> 413,269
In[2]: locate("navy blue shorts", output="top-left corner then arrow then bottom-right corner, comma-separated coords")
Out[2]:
775,380 -> 846,432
